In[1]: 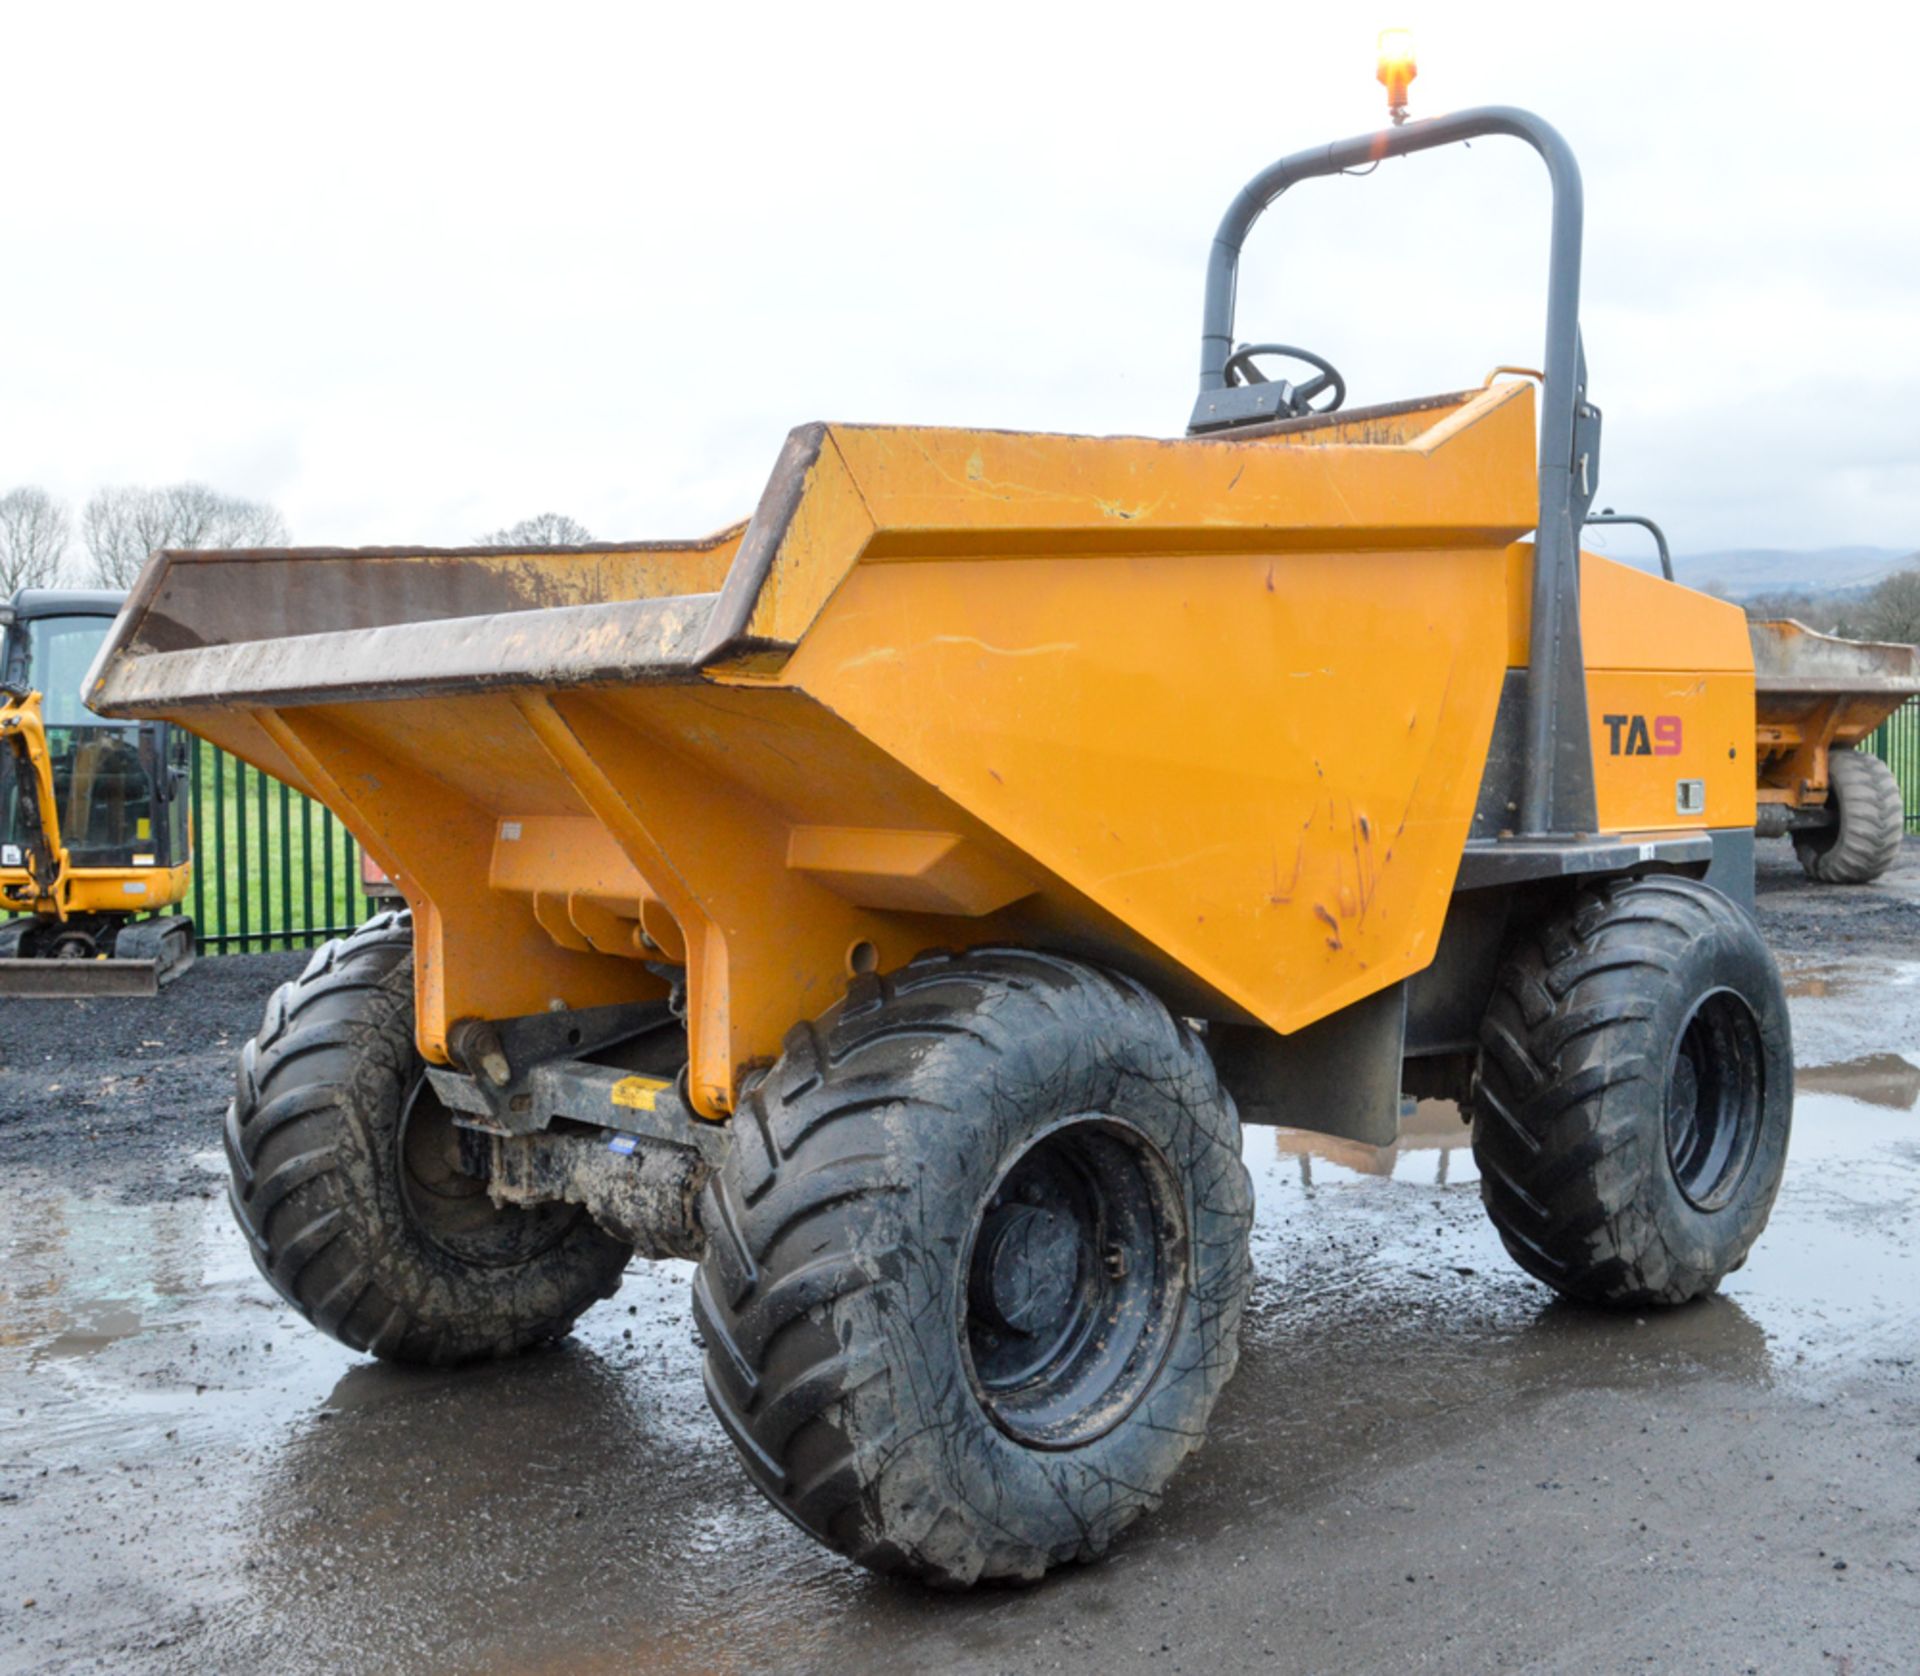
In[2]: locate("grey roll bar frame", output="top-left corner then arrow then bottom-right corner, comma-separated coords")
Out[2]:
1585,510 -> 1674,582
1190,105 -> 1599,839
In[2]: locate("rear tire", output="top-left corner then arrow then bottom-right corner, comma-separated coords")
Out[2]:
225,912 -> 631,1364
693,948 -> 1254,1586
1794,748 -> 1904,884
1472,876 -> 1791,1307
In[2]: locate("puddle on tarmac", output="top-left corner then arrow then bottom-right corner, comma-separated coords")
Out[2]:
1257,1080 -> 1920,1379
3,1067 -> 1918,1675
1796,1051 -> 1920,1109
0,1169 -> 814,1669
1267,1098 -> 1472,1187
1777,953 -> 1920,1000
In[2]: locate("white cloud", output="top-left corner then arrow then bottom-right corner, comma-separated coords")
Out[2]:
1,0 -> 1914,555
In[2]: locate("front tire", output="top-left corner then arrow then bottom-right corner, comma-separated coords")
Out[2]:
1472,877 -> 1791,1307
1794,747 -> 1904,884
225,912 -> 631,1364
693,949 -> 1254,1586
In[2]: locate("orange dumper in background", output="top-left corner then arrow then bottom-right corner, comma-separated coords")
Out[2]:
1751,618 -> 1916,883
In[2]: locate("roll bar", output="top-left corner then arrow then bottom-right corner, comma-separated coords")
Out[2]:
1191,106 -> 1600,838
1585,510 -> 1674,582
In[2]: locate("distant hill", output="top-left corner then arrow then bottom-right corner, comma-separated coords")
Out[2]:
1665,546 -> 1916,601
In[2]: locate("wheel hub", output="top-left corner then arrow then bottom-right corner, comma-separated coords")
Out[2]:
962,1117 -> 1187,1449
397,1074 -> 580,1266
1664,988 -> 1765,1212
974,1204 -> 1080,1335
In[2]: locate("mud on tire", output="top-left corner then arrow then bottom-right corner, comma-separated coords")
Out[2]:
225,912 -> 631,1364
1472,876 -> 1792,1307
1794,747 -> 1905,885
692,948 -> 1254,1586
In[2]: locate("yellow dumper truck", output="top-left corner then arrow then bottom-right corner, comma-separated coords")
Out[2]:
89,98 -> 1790,1585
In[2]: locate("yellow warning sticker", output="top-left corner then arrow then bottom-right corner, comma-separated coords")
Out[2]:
610,1075 -> 672,1112
136,817 -> 151,839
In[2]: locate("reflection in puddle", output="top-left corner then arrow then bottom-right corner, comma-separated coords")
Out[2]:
1269,1099 -> 1471,1186
1264,1060 -> 1920,1179
1778,954 -> 1920,1000
40,1304 -> 147,1359
0,1187 -> 234,1360
1796,1052 -> 1920,1110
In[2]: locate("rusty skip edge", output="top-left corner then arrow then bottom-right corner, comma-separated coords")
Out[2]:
84,425 -> 830,719
89,592 -> 723,712
1748,619 -> 1920,696
1753,678 -> 1920,698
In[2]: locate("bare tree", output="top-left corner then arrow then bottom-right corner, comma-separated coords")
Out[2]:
1859,566 -> 1920,644
1743,590 -> 1852,635
0,488 -> 73,593
476,512 -> 593,546
82,483 -> 290,587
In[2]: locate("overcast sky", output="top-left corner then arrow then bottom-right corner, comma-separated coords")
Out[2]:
3,2 -> 1915,563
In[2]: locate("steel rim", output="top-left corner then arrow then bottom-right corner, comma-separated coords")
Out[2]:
960,1115 -> 1188,1450
1664,988 -> 1766,1211
397,1074 -> 578,1267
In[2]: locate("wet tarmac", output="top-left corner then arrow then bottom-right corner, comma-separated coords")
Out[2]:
3,848 -> 1919,1674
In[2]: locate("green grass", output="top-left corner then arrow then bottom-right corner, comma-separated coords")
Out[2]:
188,741 -> 375,952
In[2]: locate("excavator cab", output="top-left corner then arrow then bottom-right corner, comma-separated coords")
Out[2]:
0,589 -> 195,994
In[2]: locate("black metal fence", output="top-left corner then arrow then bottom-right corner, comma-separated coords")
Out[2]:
188,736 -> 375,952
25,703 -> 1920,962
1864,697 -> 1920,831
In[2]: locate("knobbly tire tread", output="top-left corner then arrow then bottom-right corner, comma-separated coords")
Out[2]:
1794,748 -> 1905,884
693,947 -> 1254,1587
225,911 -> 630,1365
1471,876 -> 1791,1307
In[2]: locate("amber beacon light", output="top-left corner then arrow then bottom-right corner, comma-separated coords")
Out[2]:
1377,28 -> 1417,123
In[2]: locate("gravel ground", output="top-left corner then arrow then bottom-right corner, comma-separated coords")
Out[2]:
1755,860 -> 1920,956
0,951 -> 307,1203
0,846 -> 1917,1675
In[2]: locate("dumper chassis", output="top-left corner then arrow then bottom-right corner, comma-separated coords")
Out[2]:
94,102 -> 1793,1586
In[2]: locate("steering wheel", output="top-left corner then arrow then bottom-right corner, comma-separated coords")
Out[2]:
1222,343 -> 1346,417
